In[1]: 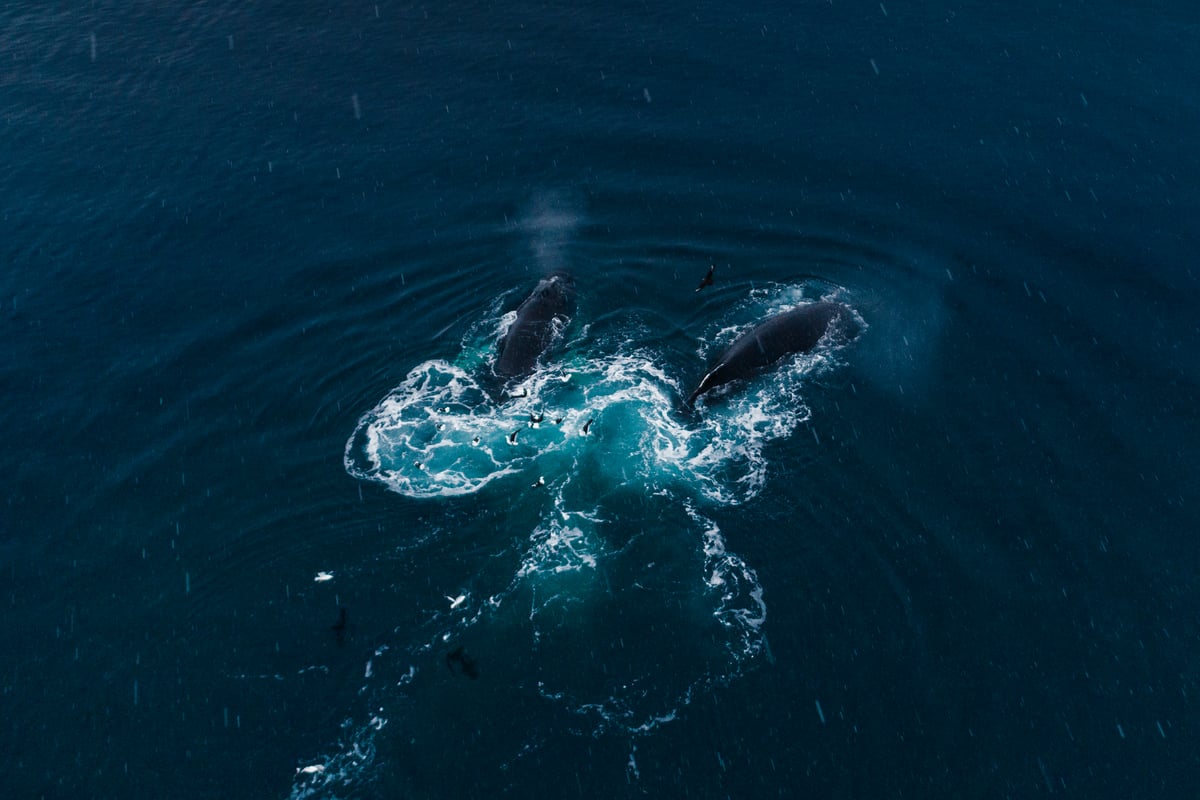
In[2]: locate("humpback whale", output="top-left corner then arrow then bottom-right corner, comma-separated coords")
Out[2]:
493,272 -> 575,387
686,301 -> 851,407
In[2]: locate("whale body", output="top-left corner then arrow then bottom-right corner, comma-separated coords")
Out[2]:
493,272 -> 575,386
687,301 -> 849,407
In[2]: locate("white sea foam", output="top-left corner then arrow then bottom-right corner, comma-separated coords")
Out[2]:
689,504 -> 768,657
288,711 -> 385,799
520,501 -> 767,736
518,514 -> 601,578
343,360 -> 523,498
313,282 -> 859,793
345,337 -> 841,505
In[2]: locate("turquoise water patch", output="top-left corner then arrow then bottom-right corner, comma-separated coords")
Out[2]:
346,290 -> 859,505
307,288 -> 860,796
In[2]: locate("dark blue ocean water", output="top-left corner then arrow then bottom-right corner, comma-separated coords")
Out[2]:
4,1 -> 1199,797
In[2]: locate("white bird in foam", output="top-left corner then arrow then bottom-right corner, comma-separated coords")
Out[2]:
314,571 -> 334,583
446,594 -> 467,609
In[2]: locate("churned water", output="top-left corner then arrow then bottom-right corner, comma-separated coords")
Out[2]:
3,2 -> 1198,798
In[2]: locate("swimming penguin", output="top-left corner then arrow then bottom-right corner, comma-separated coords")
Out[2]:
530,412 -> 545,427
471,436 -> 481,446
553,417 -> 564,425
331,607 -> 348,645
581,418 -> 594,436
507,430 -> 519,446
695,264 -> 715,292
446,646 -> 480,679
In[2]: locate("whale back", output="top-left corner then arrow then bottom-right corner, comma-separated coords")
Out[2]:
687,301 -> 843,406
494,272 -> 576,384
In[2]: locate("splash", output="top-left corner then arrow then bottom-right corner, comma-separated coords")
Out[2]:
344,340 -> 838,506
301,285 -> 859,796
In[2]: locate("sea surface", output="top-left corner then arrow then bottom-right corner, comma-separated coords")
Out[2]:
3,1 -> 1199,798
